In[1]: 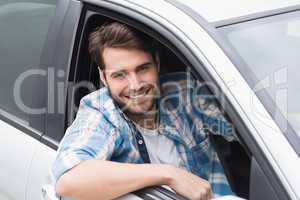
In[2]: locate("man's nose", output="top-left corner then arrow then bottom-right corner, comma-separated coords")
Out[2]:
128,73 -> 142,91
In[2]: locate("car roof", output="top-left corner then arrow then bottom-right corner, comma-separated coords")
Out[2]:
170,0 -> 300,22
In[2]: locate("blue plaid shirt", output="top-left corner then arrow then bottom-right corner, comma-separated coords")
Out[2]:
52,72 -> 236,197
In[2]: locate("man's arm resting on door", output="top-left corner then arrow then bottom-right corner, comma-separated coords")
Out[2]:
55,160 -> 212,200
55,160 -> 170,200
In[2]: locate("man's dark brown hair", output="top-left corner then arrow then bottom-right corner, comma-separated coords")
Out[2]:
88,22 -> 158,70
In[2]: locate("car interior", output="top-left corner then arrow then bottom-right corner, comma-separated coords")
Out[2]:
67,13 -> 252,199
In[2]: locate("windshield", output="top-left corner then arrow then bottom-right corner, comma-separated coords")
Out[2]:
218,11 -> 300,150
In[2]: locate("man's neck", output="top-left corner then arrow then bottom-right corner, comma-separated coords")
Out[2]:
126,107 -> 158,130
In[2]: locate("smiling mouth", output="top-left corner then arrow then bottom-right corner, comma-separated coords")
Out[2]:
124,87 -> 152,100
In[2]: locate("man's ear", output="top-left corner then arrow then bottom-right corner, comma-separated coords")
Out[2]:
98,67 -> 107,87
155,52 -> 160,72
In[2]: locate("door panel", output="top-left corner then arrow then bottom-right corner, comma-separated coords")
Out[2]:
26,140 -> 56,200
249,157 -> 284,200
0,119 -> 38,200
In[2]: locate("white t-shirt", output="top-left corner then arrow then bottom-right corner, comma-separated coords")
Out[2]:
135,124 -> 185,169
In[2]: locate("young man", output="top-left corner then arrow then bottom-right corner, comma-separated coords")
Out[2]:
52,22 -> 236,200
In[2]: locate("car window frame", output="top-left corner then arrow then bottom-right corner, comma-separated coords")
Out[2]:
168,0 -> 300,157
160,1 -> 297,198
64,2 -> 250,199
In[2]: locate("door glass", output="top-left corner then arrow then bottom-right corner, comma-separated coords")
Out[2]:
0,0 -> 57,132
219,11 -> 300,152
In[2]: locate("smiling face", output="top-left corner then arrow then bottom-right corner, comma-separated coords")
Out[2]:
100,47 -> 160,115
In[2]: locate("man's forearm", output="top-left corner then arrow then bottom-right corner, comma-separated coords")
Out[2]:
55,160 -> 171,200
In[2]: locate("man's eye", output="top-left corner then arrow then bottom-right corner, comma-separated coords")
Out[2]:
138,65 -> 150,73
112,72 -> 126,79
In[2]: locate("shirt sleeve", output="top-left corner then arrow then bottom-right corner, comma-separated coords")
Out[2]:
186,74 -> 237,142
51,97 -> 120,183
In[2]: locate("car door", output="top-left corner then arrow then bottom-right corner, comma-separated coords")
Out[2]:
0,0 -> 57,200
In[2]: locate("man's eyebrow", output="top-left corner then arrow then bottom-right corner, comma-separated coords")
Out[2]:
109,62 -> 153,76
135,62 -> 152,70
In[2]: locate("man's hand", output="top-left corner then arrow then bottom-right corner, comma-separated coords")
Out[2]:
164,165 -> 213,200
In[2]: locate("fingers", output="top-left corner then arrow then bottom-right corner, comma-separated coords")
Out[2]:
196,180 -> 212,200
189,183 -> 212,200
204,181 -> 212,200
168,167 -> 213,200
190,189 -> 208,200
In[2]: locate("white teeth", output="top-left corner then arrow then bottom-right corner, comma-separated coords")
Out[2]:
128,89 -> 149,99
130,95 -> 143,99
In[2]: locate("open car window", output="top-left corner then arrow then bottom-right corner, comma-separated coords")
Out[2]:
63,6 -> 252,198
